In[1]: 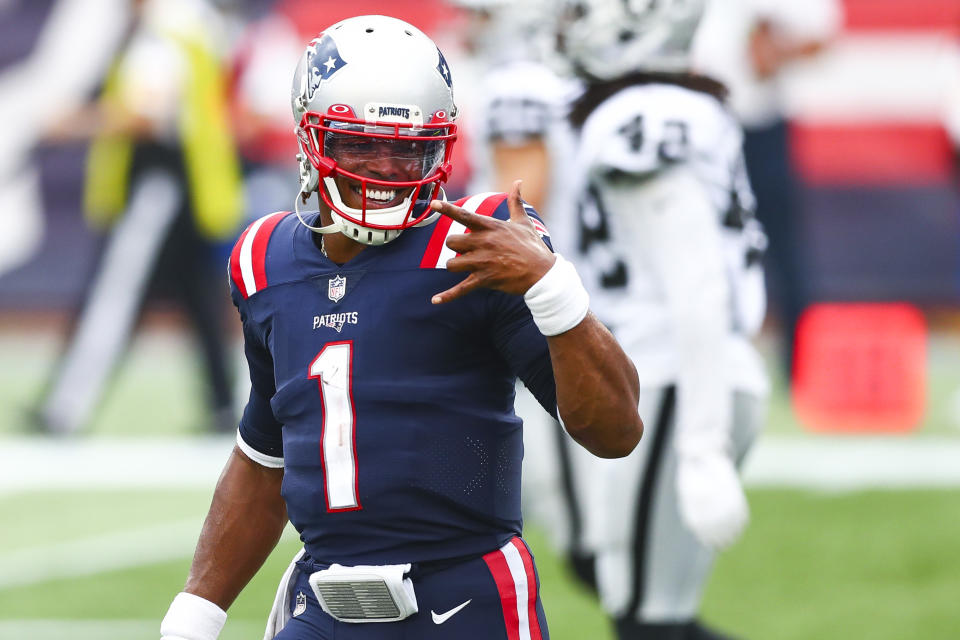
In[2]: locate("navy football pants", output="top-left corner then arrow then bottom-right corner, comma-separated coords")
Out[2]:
274,537 -> 549,640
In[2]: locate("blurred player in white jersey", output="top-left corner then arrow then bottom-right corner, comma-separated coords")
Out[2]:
449,0 -> 603,587
693,0 -> 841,377
555,1 -> 769,638
453,0 -> 574,219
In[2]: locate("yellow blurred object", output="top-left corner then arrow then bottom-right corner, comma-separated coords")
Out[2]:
83,18 -> 242,240
175,28 -> 243,241
83,65 -> 132,230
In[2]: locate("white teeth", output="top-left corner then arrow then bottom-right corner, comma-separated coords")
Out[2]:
352,186 -> 397,202
370,189 -> 396,201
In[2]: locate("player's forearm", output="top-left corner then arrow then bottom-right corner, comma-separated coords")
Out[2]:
182,447 -> 287,611
669,288 -> 733,456
548,312 -> 643,458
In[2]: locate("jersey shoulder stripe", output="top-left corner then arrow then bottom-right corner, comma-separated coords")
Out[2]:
230,211 -> 289,298
420,192 -> 507,269
522,203 -> 550,239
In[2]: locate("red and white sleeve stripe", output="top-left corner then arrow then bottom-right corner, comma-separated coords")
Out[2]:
419,192 -> 508,269
483,537 -> 544,640
526,210 -> 550,239
229,211 -> 287,298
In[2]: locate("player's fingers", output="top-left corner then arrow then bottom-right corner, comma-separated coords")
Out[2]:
431,273 -> 483,304
443,253 -> 485,273
444,232 -> 477,254
430,199 -> 497,231
507,180 -> 532,226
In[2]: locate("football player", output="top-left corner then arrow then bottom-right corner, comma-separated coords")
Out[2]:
449,0 -> 602,589
159,15 -> 643,640
555,1 -> 769,639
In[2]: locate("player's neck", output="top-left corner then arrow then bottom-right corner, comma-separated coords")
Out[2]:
321,233 -> 366,265
315,208 -> 366,264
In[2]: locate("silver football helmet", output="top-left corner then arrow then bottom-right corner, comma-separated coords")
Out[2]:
291,15 -> 458,245
557,0 -> 706,79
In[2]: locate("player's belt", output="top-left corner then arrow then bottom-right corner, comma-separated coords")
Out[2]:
308,563 -> 418,623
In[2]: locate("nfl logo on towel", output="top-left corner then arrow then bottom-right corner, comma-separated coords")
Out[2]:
328,275 -> 346,303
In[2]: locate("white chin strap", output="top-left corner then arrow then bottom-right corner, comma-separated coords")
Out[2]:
293,188 -> 445,246
294,191 -> 340,235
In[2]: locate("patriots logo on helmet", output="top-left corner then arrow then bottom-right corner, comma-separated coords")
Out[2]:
436,47 -> 453,88
306,34 -> 347,100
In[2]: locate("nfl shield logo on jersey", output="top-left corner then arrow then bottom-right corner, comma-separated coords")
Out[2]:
293,591 -> 307,617
328,275 -> 347,303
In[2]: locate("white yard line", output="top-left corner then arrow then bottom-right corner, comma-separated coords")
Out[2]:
0,517 -> 300,590
2,434 -> 960,496
742,436 -> 960,490
0,619 -> 264,640
0,519 -> 203,589
0,435 -> 235,495
0,619 -> 159,640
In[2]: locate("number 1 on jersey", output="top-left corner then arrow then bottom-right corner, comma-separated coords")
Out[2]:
309,341 -> 361,511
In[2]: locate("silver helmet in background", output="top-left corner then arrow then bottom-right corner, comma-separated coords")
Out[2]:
556,0 -> 707,79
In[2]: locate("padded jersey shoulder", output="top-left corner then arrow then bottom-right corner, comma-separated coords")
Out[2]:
228,196 -> 553,296
579,83 -> 742,177
228,210 -> 298,300
478,61 -> 579,144
419,192 -> 553,269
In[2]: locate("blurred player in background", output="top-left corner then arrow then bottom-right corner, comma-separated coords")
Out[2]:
694,0 -> 842,377
555,0 -> 769,638
160,15 -> 643,640
449,0 -> 602,589
229,3 -> 303,218
32,0 -> 243,434
453,0 -> 568,211
0,0 -> 128,277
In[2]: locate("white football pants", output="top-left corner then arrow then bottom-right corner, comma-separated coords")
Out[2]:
595,386 -> 766,624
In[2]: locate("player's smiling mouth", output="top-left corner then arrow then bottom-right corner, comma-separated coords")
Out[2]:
345,180 -> 410,209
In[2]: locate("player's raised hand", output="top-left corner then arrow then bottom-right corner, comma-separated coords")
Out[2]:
430,181 -> 556,304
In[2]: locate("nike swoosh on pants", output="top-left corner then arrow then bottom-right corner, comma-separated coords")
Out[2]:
431,599 -> 472,624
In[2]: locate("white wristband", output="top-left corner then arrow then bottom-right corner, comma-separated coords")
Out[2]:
161,592 -> 227,640
523,254 -> 590,336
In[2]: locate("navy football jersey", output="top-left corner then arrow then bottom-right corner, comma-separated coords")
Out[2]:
228,192 -> 558,566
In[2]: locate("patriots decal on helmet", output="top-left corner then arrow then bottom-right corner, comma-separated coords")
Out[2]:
436,47 -> 453,88
306,34 -> 347,101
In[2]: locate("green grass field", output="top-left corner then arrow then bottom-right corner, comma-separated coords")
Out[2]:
2,488 -> 959,639
2,327 -> 960,639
